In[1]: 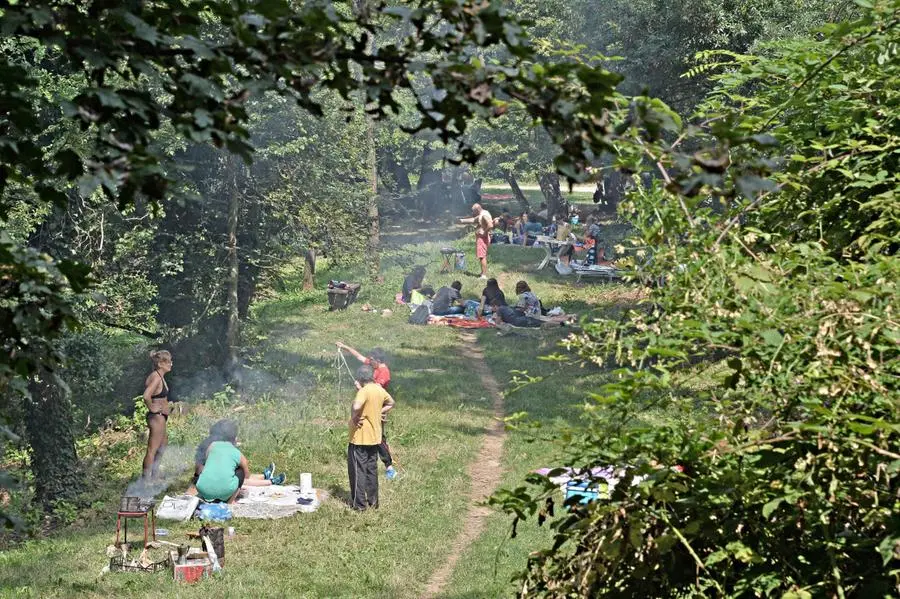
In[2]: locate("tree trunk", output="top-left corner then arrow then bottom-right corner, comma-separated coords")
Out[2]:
365,121 -> 379,282
303,248 -> 316,290
505,171 -> 530,212
225,159 -> 240,381
600,169 -> 626,213
538,172 -> 566,219
26,370 -> 80,508
393,161 -> 411,192
362,33 -> 380,281
417,146 -> 442,191
378,152 -> 412,192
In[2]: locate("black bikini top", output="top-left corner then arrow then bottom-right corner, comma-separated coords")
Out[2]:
150,371 -> 169,400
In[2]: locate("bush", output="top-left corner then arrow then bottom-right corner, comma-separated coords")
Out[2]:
492,4 -> 900,597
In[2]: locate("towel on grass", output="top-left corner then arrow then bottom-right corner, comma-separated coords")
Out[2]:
230,485 -> 323,519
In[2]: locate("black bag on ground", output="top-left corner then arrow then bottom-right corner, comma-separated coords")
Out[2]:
408,304 -> 430,325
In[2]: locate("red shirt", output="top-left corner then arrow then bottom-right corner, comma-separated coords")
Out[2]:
365,358 -> 391,389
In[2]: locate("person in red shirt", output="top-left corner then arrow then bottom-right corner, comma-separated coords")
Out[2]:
336,342 -> 396,479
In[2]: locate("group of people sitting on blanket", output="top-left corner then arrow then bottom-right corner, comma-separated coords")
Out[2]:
405,270 -> 549,328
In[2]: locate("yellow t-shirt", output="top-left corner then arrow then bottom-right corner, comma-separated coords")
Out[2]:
349,383 -> 392,445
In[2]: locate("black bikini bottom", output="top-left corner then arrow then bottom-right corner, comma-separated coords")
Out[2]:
146,411 -> 169,423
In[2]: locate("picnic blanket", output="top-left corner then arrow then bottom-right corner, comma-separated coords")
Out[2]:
230,485 -> 323,520
533,466 -> 647,497
428,316 -> 495,329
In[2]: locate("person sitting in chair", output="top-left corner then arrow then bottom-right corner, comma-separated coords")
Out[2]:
560,224 -> 603,267
513,212 -> 543,246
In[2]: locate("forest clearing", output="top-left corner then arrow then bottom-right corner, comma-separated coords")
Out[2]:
1,1 -> 897,598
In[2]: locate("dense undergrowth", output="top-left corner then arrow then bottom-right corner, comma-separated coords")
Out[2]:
491,5 -> 900,597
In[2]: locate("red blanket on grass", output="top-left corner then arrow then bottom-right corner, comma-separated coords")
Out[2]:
429,317 -> 495,329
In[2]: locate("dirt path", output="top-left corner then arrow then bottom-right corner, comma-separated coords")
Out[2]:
419,331 -> 506,599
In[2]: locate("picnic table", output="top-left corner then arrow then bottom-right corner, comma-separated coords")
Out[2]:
534,235 -> 574,270
572,264 -> 621,283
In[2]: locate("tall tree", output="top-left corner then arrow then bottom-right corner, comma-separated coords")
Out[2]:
25,370 -> 80,507
225,156 -> 242,381
354,0 -> 381,282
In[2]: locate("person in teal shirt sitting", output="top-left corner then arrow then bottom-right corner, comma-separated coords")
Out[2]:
195,420 -> 285,503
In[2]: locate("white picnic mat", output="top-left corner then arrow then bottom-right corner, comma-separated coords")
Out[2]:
230,485 -> 322,519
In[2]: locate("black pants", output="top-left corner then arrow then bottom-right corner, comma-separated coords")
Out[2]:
348,444 -> 379,510
498,305 -> 542,328
378,423 -> 392,468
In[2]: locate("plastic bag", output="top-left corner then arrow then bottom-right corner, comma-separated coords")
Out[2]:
555,261 -> 574,275
197,502 -> 233,521
408,304 -> 430,325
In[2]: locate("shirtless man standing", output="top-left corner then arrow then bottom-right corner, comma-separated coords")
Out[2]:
458,203 -> 493,279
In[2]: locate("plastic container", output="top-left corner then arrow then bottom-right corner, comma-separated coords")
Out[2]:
564,480 -> 600,505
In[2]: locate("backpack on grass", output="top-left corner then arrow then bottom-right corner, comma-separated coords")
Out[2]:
408,304 -> 430,325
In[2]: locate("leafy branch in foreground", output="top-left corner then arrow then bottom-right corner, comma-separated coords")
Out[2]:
491,3 -> 899,597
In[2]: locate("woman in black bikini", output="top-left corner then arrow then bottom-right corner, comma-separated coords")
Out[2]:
142,349 -> 172,479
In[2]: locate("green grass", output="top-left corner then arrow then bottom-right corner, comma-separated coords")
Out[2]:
0,227 -> 648,599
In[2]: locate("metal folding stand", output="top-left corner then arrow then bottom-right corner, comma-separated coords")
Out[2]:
115,509 -> 156,548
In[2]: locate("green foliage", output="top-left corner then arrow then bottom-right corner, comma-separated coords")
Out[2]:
0,0 -> 633,394
492,3 -> 900,597
0,232 -> 82,396
570,0 -> 851,111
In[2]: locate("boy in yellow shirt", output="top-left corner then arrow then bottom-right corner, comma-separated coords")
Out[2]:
348,365 -> 395,510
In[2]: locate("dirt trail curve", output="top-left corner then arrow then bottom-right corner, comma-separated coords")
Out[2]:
419,331 -> 506,599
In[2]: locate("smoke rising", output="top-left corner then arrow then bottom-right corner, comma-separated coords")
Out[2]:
122,361 -> 322,500
124,444 -> 194,499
